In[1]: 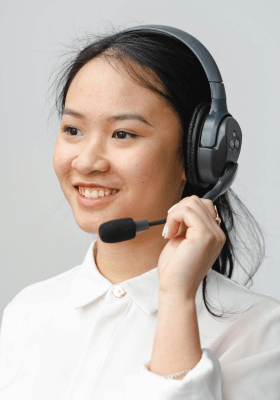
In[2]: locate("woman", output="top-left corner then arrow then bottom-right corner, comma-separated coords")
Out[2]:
0,25 -> 279,399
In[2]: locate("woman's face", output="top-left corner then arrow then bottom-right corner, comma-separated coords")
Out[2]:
53,56 -> 186,234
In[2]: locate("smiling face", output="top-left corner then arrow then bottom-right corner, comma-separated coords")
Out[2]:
53,55 -> 186,235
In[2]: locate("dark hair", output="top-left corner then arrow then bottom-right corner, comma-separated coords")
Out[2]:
48,26 -> 266,319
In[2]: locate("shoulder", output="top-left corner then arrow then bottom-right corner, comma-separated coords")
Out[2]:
2,263 -> 82,330
0,265 -> 82,385
7,264 -> 81,308
205,269 -> 280,318
199,270 -> 280,361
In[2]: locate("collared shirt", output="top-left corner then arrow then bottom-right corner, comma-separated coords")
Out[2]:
1,238 -> 280,399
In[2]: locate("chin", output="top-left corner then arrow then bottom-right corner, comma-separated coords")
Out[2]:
73,215 -> 98,235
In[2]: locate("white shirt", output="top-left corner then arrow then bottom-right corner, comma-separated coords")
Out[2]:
1,239 -> 280,400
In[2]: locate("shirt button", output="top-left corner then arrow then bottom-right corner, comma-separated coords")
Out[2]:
113,284 -> 126,298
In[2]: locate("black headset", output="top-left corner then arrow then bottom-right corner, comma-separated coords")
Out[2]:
99,24 -> 243,243
123,24 -> 242,190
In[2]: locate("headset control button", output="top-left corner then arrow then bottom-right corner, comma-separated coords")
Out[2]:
235,139 -> 240,149
230,139 -> 235,149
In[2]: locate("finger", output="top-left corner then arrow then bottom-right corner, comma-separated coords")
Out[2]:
167,196 -> 217,236
199,199 -> 221,229
165,203 -> 216,240
199,198 -> 217,218
199,199 -> 225,241
169,196 -> 222,235
188,198 -> 226,243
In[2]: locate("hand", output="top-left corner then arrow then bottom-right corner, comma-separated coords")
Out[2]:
157,195 -> 226,300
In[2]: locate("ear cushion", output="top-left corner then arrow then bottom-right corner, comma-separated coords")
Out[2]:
185,101 -> 211,187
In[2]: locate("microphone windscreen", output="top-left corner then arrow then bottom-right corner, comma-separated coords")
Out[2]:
98,218 -> 136,243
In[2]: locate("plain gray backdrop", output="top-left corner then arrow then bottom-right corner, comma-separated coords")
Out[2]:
1,0 -> 280,319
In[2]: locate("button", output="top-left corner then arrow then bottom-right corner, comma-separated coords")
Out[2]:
113,285 -> 126,298
235,139 -> 240,149
232,131 -> 236,137
230,139 -> 235,149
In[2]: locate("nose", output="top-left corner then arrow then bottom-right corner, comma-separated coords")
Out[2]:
71,135 -> 110,174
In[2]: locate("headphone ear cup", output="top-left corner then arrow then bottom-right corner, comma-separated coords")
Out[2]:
185,101 -> 211,187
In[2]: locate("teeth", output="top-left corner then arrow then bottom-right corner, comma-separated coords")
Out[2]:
78,187 -> 119,198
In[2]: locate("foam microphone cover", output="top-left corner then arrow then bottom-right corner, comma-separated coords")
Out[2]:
98,218 -> 136,243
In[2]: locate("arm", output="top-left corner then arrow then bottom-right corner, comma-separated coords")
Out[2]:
147,195 -> 225,380
124,196 -> 225,398
149,294 -> 202,380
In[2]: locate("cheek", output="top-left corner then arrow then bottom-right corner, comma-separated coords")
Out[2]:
139,141 -> 183,191
122,145 -> 167,187
53,140 -> 71,179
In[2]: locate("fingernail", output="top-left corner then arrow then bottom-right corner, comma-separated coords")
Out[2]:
168,203 -> 178,213
164,226 -> 169,239
162,223 -> 167,237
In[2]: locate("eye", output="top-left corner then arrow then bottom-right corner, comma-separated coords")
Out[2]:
62,127 -> 138,139
112,130 -> 138,139
63,126 -> 83,136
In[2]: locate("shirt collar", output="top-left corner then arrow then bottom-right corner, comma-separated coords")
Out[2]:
70,239 -> 204,315
70,239 -> 160,315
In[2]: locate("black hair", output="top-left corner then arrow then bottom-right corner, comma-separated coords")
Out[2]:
48,26 -> 266,319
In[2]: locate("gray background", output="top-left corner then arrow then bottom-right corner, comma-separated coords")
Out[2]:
1,0 -> 280,319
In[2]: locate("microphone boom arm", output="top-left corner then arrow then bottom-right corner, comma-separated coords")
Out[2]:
99,163 -> 238,242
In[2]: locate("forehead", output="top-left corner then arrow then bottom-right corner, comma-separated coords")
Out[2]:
64,56 -> 178,125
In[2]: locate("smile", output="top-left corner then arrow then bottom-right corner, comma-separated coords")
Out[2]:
77,187 -> 120,198
75,186 -> 121,208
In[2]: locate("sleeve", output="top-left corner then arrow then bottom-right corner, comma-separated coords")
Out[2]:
123,305 -> 280,400
123,347 -> 222,400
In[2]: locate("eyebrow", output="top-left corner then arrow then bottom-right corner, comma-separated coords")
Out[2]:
62,108 -> 154,127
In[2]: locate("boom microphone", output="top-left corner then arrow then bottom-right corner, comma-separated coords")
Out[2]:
98,164 -> 238,243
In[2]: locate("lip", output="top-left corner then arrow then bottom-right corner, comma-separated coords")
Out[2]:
74,182 -> 119,189
75,186 -> 120,208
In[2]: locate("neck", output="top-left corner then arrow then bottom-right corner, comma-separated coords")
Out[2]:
94,224 -> 167,284
93,178 -> 187,285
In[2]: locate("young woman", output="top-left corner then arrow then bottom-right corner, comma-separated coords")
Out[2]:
0,25 -> 279,399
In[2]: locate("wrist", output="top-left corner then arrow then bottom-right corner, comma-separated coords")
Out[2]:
158,290 -> 197,303
158,292 -> 197,314
151,291 -> 201,379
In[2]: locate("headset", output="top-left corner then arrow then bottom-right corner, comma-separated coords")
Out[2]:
99,24 -> 242,243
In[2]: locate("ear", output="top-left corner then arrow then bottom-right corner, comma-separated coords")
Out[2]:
181,169 -> 187,182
